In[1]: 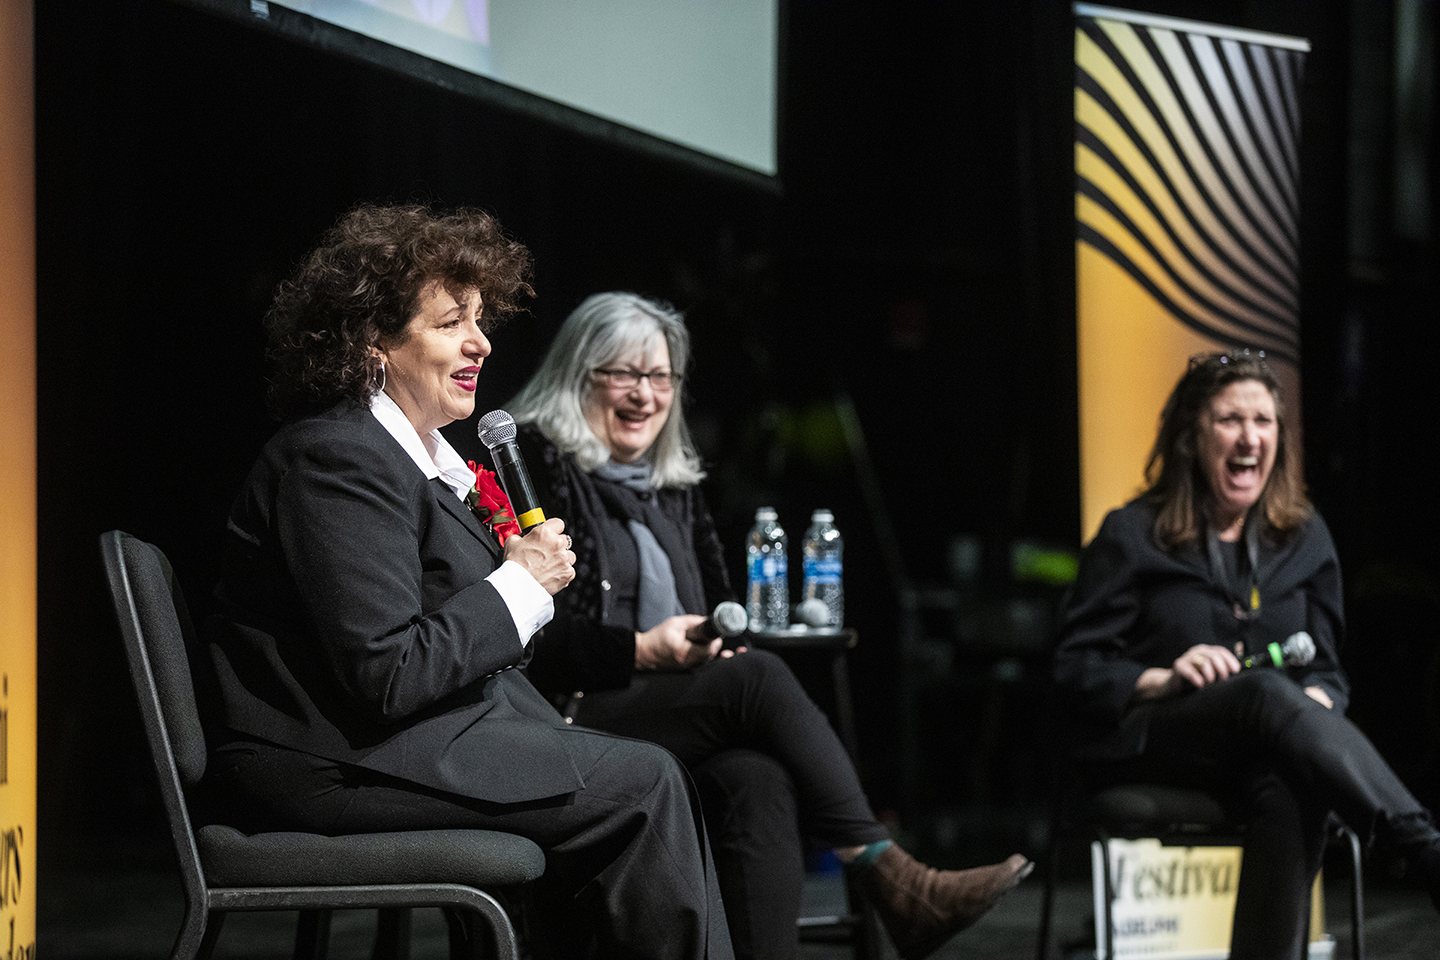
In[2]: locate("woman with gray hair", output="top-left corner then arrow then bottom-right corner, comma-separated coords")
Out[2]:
508,292 -> 1032,960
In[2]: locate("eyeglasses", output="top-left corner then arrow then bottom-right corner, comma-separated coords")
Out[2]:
593,368 -> 681,392
1189,348 -> 1267,370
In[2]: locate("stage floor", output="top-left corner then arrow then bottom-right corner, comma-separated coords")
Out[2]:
38,836 -> 1440,959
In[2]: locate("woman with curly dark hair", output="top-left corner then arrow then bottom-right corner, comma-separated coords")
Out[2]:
1054,352 -> 1440,960
206,205 -> 734,959
263,204 -> 536,421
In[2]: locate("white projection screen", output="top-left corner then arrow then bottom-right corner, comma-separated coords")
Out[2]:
210,0 -> 778,180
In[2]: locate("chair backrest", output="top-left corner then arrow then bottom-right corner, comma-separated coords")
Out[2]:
100,530 -> 210,893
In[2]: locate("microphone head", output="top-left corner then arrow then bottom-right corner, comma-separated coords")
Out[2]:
477,409 -> 517,450
711,601 -> 748,638
796,598 -> 830,628
1282,631 -> 1316,666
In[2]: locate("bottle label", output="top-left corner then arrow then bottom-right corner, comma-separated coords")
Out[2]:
749,554 -> 783,581
804,557 -> 841,583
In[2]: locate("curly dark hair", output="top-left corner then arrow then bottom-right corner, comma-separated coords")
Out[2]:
264,203 -> 534,421
1143,351 -> 1311,547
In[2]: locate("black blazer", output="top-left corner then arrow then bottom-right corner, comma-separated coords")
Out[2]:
209,400 -> 584,804
1053,499 -> 1349,760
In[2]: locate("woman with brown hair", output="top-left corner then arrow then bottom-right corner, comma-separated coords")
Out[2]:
1054,351 -> 1440,960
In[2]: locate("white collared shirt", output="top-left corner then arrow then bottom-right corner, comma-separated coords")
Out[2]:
368,389 -> 551,647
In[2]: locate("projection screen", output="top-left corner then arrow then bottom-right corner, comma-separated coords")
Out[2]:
191,0 -> 779,182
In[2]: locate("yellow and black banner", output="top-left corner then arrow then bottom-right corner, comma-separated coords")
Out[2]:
1075,4 -> 1309,541
1,0 -> 35,953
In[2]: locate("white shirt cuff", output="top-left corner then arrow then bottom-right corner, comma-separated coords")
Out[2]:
486,560 -> 554,647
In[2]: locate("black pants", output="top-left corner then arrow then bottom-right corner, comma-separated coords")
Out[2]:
208,726 -> 733,960
1099,670 -> 1437,960
569,649 -> 889,960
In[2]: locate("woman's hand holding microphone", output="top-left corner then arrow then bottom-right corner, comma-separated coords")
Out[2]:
1133,643 -> 1332,709
503,518 -> 576,596
505,521 -> 740,670
635,616 -> 720,670
1135,643 -> 1242,701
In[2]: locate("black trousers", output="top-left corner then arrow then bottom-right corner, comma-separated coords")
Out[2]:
691,750 -> 804,960
1097,670 -> 1437,960
569,649 -> 889,960
208,726 -> 733,960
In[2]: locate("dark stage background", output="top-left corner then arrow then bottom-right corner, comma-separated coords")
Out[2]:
33,0 -> 1439,915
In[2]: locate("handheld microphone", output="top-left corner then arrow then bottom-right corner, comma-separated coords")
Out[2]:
685,601 -> 749,644
477,410 -> 547,534
1240,631 -> 1315,670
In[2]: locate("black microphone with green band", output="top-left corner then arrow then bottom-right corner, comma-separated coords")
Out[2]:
1240,631 -> 1316,670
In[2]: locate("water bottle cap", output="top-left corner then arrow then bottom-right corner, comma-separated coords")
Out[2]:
755,506 -> 778,521
810,509 -> 833,522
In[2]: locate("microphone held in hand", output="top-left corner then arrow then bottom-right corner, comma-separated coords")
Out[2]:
685,601 -> 749,644
1240,631 -> 1316,670
477,410 -> 547,533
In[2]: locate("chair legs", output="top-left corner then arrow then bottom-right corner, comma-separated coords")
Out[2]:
294,910 -> 333,960
177,907 -> 223,960
369,905 -> 526,960
845,866 -> 884,960
1331,819 -> 1365,960
442,906 -> 504,960
1035,804 -> 1066,960
1097,831 -> 1115,960
794,870 -> 881,960
371,908 -> 413,960
184,906 -> 513,960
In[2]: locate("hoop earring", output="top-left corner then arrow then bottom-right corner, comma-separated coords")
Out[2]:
372,362 -> 386,394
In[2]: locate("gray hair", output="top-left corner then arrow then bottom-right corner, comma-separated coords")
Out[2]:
509,292 -> 705,487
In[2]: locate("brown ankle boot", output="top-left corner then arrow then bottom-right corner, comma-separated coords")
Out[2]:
855,845 -> 1033,960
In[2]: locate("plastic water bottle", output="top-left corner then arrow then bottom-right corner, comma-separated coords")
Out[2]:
801,509 -> 843,628
746,507 -> 789,631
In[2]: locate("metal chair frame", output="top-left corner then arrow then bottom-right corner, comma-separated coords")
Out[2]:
101,530 -> 544,960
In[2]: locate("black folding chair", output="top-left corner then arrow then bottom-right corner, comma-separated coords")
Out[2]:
101,530 -> 545,960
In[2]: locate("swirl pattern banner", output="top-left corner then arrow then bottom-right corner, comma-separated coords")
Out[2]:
1074,4 -> 1309,542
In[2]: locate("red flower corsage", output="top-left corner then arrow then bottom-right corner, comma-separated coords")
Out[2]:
466,461 -> 522,545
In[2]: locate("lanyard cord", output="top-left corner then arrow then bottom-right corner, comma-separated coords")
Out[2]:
1204,512 -> 1262,622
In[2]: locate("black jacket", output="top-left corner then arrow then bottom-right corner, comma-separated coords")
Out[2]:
518,425 -> 736,697
208,400 -> 583,804
1053,499 -> 1349,758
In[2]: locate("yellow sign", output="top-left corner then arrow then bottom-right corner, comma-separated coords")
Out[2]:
1093,838 -> 1242,958
0,0 -> 36,953
1094,838 -> 1334,958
